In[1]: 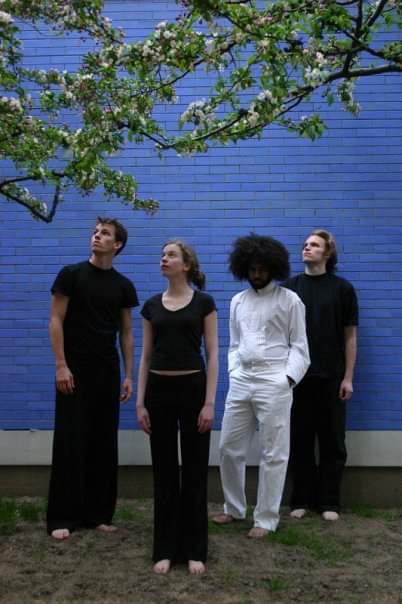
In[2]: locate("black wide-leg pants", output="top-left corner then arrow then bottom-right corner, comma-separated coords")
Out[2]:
145,371 -> 210,563
289,376 -> 347,513
47,361 -> 121,534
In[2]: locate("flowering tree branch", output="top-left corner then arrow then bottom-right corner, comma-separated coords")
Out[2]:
0,0 -> 400,221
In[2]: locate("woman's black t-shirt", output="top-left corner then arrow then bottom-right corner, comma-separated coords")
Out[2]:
141,290 -> 216,370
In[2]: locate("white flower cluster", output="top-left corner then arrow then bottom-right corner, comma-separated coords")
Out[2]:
0,96 -> 22,111
0,10 -> 12,25
305,65 -> 329,85
257,89 -> 274,103
181,99 -> 215,126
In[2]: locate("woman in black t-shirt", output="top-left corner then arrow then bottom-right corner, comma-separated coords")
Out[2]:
136,240 -> 218,575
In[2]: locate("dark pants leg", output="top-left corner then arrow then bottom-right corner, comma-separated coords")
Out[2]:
47,362 -> 120,534
316,379 -> 347,512
290,377 -> 346,513
145,372 -> 210,563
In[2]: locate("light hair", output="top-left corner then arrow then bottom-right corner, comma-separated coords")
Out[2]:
307,229 -> 338,272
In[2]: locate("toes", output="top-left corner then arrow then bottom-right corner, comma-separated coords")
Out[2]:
188,560 -> 206,575
153,559 -> 171,574
51,529 -> 70,540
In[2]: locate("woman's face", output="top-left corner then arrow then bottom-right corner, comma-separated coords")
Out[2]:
160,243 -> 189,279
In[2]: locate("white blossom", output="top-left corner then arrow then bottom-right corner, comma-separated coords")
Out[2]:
257,90 -> 273,102
0,11 -> 13,25
247,110 -> 259,127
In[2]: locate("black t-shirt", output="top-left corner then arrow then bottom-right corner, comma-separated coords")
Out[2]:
283,273 -> 358,378
51,261 -> 139,364
141,290 -> 216,370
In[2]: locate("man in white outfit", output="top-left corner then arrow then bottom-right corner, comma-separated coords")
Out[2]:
213,234 -> 310,537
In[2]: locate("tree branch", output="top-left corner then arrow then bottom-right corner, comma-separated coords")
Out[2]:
0,175 -> 63,223
366,0 -> 389,28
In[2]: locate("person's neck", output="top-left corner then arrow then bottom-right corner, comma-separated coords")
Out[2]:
89,253 -> 114,270
165,277 -> 193,297
304,263 -> 327,276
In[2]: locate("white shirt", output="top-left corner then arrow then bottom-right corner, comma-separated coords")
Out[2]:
228,281 -> 310,385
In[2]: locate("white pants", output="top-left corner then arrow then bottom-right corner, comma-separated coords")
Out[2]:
219,363 -> 293,531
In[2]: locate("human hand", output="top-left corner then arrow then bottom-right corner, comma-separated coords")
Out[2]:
120,377 -> 133,403
137,405 -> 151,435
55,364 -> 74,394
198,404 -> 214,434
339,379 -> 353,400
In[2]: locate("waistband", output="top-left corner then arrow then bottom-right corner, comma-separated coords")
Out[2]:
240,359 -> 286,369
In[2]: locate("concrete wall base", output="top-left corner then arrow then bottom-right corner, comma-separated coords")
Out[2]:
1,466 -> 402,508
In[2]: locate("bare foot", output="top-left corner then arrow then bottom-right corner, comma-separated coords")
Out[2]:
188,560 -> 206,575
95,524 -> 118,533
322,511 -> 339,521
290,508 -> 307,519
247,527 -> 270,539
51,528 -> 70,540
212,513 -> 238,525
153,559 -> 171,574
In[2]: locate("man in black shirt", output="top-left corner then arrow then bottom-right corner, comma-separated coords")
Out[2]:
284,229 -> 358,521
47,217 -> 138,539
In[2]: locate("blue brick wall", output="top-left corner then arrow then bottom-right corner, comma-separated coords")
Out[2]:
0,1 -> 401,430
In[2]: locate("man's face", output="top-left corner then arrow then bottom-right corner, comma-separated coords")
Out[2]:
302,235 -> 328,267
91,223 -> 122,256
248,263 -> 271,290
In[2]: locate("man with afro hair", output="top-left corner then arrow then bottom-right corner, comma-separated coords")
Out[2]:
213,233 -> 310,537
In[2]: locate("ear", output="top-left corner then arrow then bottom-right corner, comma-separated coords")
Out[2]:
114,241 -> 123,253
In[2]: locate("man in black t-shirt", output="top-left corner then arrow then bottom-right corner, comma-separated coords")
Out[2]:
284,229 -> 358,521
47,217 -> 138,539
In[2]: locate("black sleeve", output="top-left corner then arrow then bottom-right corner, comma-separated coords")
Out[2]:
201,293 -> 217,317
122,279 -> 139,308
50,265 -> 75,297
141,298 -> 153,321
343,283 -> 359,327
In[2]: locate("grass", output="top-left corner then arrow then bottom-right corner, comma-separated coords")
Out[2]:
114,499 -> 152,523
0,498 -> 18,535
262,576 -> 289,592
0,497 -> 47,534
270,524 -> 351,563
18,498 -> 46,522
350,504 -> 400,522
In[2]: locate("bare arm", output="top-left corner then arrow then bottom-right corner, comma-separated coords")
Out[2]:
136,318 -> 153,434
339,325 -> 357,401
119,307 -> 134,403
198,310 -> 219,434
49,293 -> 74,394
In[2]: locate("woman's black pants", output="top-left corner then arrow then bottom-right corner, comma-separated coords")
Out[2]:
145,371 -> 210,563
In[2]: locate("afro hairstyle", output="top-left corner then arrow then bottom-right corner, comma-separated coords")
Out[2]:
229,232 -> 290,281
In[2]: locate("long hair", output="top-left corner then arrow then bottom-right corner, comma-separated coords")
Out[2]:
163,239 -> 206,290
307,229 -> 338,273
96,216 -> 127,256
229,233 -> 290,281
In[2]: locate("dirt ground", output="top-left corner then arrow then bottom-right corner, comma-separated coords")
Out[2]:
1,499 -> 402,604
